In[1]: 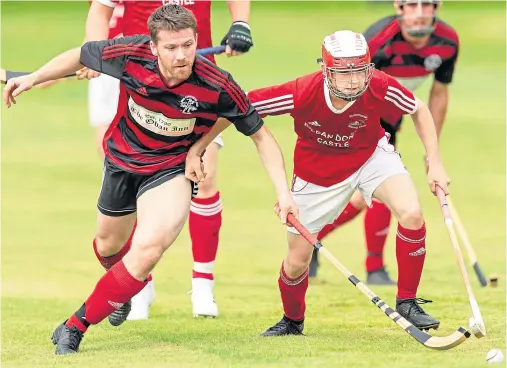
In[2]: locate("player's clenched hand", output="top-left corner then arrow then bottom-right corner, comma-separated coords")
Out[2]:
3,75 -> 36,108
274,195 -> 299,225
427,161 -> 450,195
185,149 -> 207,184
76,67 -> 101,80
221,22 -> 253,57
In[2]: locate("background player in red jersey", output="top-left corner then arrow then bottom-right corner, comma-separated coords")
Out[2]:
4,4 -> 296,354
83,0 -> 254,320
309,0 -> 459,284
247,30 -> 450,336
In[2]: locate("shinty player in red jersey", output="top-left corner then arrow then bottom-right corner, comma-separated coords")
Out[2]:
82,0 -> 254,321
246,30 -> 450,336
4,4 -> 297,354
309,0 -> 459,285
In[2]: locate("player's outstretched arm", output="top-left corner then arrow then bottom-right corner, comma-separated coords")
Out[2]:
249,125 -> 298,224
3,47 -> 83,107
411,97 -> 451,195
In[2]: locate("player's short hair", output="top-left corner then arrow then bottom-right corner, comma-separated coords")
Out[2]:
147,4 -> 197,42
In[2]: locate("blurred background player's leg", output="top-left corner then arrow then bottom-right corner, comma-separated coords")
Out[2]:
189,137 -> 223,318
88,73 -> 119,160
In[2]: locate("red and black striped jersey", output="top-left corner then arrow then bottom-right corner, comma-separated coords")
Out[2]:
80,35 -> 263,174
364,16 -> 459,91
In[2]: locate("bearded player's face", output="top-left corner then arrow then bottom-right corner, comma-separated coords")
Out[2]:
151,28 -> 197,83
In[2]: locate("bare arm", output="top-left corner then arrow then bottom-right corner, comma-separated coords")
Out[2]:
411,97 -> 441,165
30,48 -> 84,85
428,81 -> 449,143
249,125 -> 291,200
86,1 -> 114,41
227,0 -> 250,22
188,118 -> 232,157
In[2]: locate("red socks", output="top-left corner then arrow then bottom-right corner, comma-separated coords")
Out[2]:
66,260 -> 146,332
317,202 -> 362,240
364,202 -> 392,272
278,264 -> 309,321
189,192 -> 222,281
396,223 -> 426,299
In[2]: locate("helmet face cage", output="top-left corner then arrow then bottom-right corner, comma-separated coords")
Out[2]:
323,60 -> 375,102
396,0 -> 440,38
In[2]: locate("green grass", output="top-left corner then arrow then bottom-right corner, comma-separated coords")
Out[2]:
1,1 -> 506,367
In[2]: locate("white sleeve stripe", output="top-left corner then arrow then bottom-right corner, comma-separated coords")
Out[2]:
384,97 -> 417,114
387,86 -> 416,105
386,91 -> 416,111
255,99 -> 294,111
95,0 -> 117,8
257,105 -> 294,114
251,94 -> 293,107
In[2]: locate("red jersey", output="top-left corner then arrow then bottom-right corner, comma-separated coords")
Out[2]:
108,1 -> 125,38
96,0 -> 213,57
247,69 -> 418,187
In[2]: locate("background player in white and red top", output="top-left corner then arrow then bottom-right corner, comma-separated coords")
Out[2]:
84,0 -> 254,320
247,30 -> 450,336
309,0 -> 459,284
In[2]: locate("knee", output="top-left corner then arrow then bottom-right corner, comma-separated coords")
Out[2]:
131,224 -> 183,274
95,232 -> 125,257
397,206 -> 424,229
131,236 -> 168,274
195,173 -> 217,198
285,242 -> 313,277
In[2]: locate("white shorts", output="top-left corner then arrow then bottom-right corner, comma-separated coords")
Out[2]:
288,136 -> 408,234
88,73 -> 121,127
87,74 -> 224,148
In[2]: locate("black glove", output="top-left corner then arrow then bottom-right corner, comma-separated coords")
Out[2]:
221,21 -> 253,53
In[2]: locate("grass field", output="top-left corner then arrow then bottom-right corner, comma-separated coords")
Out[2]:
1,1 -> 506,367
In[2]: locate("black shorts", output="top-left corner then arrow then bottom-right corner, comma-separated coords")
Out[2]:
98,158 -> 198,217
380,117 -> 403,146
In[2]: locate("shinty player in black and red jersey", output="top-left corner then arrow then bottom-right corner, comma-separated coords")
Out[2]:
84,0 -> 254,321
3,4 -> 297,355
309,0 -> 459,283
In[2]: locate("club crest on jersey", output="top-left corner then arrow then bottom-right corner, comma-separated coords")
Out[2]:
348,114 -> 367,129
180,96 -> 199,114
424,54 -> 443,72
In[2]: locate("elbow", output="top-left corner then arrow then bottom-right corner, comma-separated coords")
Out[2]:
249,125 -> 269,145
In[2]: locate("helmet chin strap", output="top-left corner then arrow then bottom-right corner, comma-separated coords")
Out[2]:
325,78 -> 361,102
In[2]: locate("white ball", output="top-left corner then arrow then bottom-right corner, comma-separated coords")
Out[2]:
486,349 -> 504,364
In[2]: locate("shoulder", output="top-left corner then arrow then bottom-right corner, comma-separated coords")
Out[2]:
364,15 -> 399,41
367,69 -> 391,100
193,55 -> 238,91
295,71 -> 323,92
433,18 -> 459,45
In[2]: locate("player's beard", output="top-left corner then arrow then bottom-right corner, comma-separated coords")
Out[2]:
159,61 -> 193,84
167,63 -> 193,81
